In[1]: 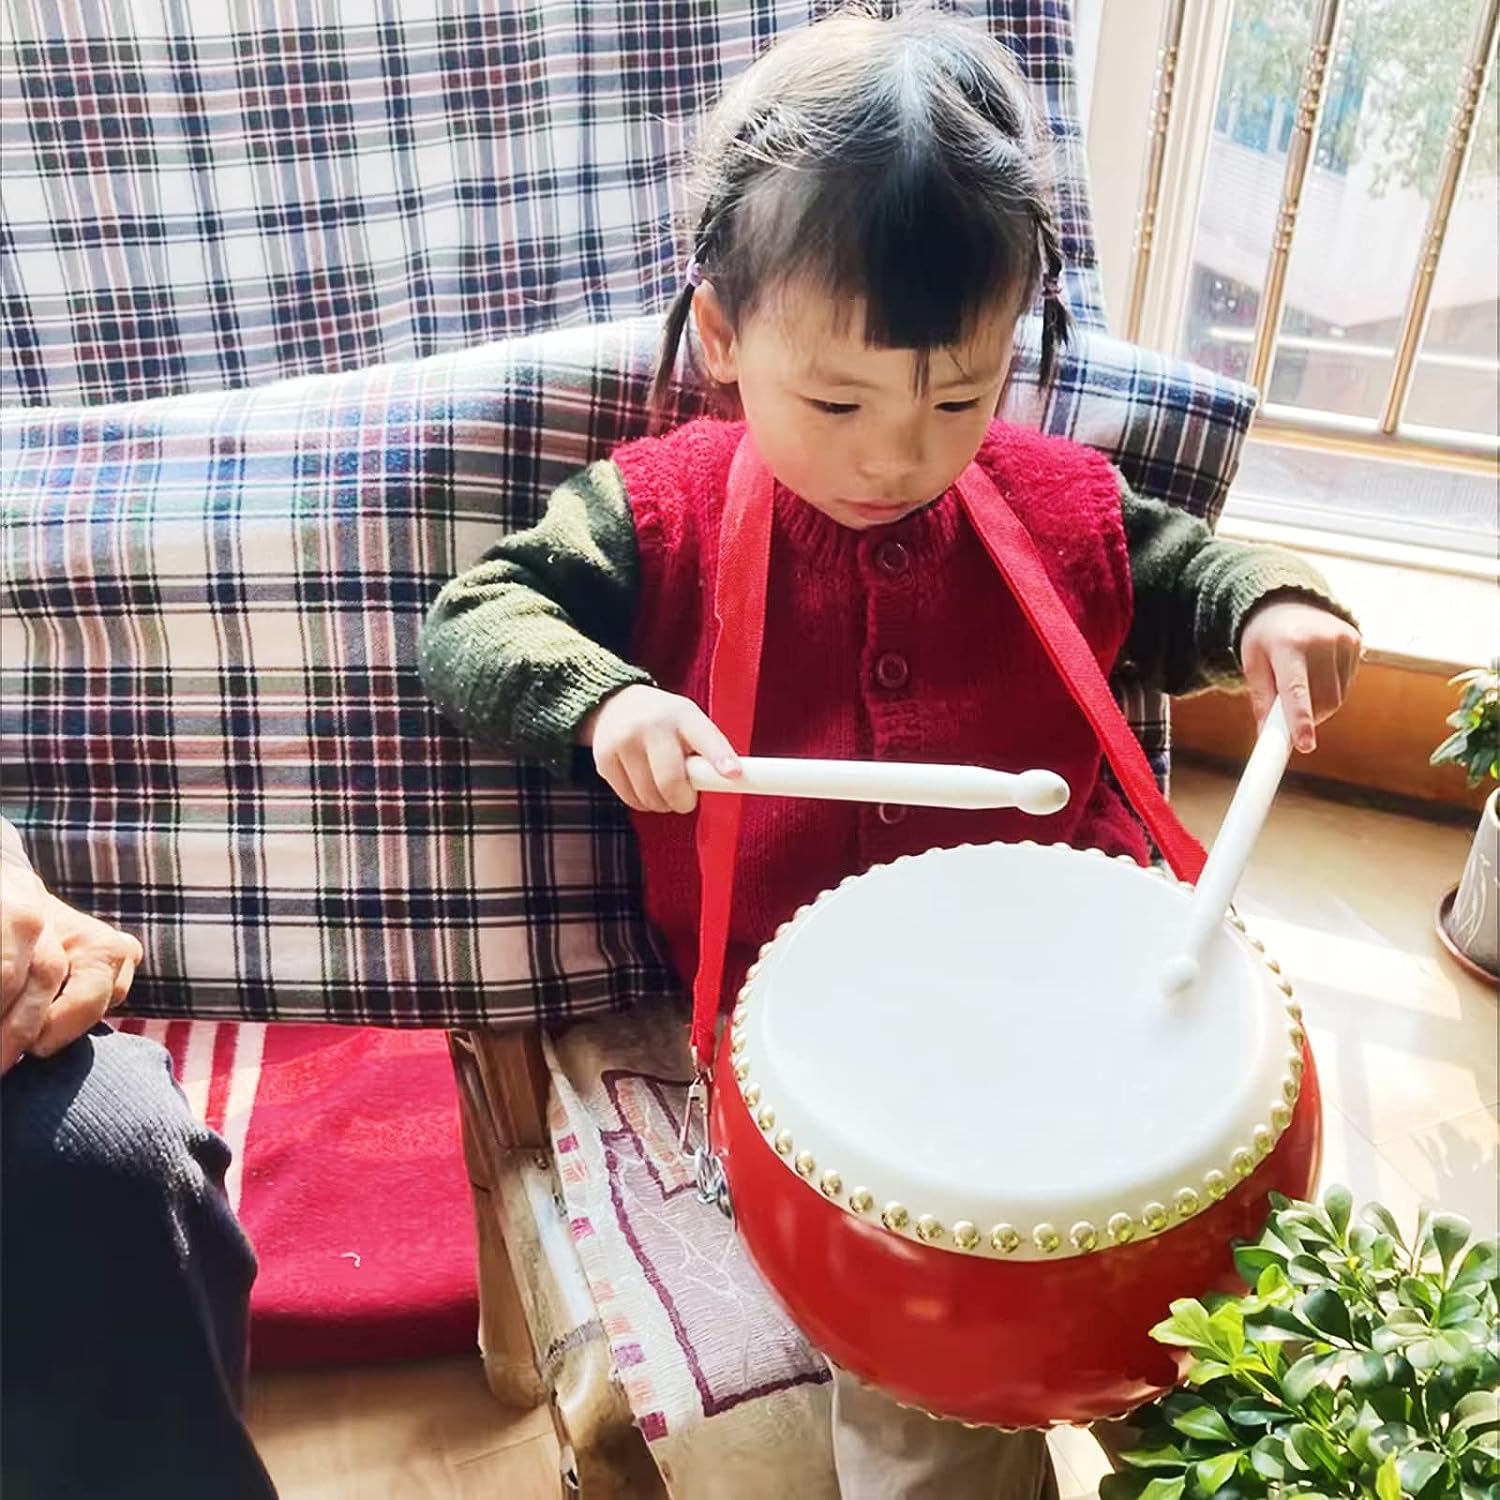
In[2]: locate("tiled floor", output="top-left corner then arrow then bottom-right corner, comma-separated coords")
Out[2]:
247,764 -> 1497,1498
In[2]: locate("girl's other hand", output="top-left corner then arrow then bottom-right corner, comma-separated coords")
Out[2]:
583,685 -> 740,813
1240,599 -> 1362,754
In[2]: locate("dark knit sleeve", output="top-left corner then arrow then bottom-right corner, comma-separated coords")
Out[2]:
1119,475 -> 1357,696
418,460 -> 650,773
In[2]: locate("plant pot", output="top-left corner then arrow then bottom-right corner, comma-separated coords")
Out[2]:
1439,786 -> 1499,982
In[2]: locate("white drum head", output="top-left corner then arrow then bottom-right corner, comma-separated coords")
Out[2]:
733,843 -> 1304,1259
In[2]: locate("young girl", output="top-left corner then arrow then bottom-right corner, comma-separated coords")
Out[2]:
421,8 -> 1359,1495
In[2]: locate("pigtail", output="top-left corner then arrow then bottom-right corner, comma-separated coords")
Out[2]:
1035,210 -> 1072,390
648,276 -> 700,426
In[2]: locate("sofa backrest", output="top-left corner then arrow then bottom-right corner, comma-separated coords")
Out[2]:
1,0 -> 1106,408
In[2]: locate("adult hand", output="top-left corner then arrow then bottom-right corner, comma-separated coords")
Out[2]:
1,860 -> 142,1073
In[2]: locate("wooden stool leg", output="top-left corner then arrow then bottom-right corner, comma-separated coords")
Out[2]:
449,1030 -> 666,1496
450,1031 -> 547,1408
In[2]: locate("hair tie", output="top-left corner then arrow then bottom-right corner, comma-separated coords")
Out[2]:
1041,273 -> 1062,302
685,255 -> 705,289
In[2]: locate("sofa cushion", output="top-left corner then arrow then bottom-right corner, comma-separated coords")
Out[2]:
0,315 -> 1255,1026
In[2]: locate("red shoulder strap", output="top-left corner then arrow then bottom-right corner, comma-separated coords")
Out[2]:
689,436 -> 1206,1072
952,462 -> 1207,885
689,438 -> 775,1070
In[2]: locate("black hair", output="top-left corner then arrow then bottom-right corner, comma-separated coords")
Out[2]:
649,2 -> 1072,414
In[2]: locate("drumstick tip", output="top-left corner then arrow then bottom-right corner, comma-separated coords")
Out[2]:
1160,954 -> 1201,996
1015,770 -> 1070,816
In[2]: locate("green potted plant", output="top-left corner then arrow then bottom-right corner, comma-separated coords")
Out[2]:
1103,1187 -> 1498,1500
1431,661 -> 1498,980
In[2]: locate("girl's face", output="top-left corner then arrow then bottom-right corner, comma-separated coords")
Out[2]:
693,277 -> 1019,530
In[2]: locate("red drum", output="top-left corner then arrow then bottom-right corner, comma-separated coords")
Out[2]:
707,840 -> 1321,1428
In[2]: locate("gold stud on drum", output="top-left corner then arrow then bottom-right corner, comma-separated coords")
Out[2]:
733,1059 -> 750,1082
953,1221 -> 980,1251
1230,1148 -> 1255,1179
916,1215 -> 945,1244
1107,1213 -> 1135,1245
1252,1124 -> 1274,1158
1285,999 -> 1303,1022
1142,1202 -> 1169,1233
1277,976 -> 1295,998
774,1130 -> 794,1156
990,1224 -> 1021,1254
882,1202 -> 910,1232
1033,1224 -> 1062,1254
1175,1188 -> 1201,1219
742,1082 -> 761,1107
849,1188 -> 874,1215
794,1151 -> 816,1178
756,1105 -> 775,1132
1270,1101 -> 1293,1132
1289,1024 -> 1306,1049
1287,1049 -> 1304,1077
1265,956 -> 1282,974
731,1031 -> 747,1055
1203,1170 -> 1228,1202
1282,1077 -> 1299,1105
819,1170 -> 843,1198
1070,1222 -> 1098,1252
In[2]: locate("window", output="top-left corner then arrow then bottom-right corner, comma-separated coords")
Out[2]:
1105,0 -> 1498,557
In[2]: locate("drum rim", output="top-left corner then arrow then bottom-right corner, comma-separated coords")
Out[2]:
727,840 -> 1306,1262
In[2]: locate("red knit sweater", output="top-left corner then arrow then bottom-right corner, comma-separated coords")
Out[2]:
612,418 -> 1145,1006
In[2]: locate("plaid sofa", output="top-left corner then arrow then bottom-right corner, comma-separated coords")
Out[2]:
0,2 -> 1258,1030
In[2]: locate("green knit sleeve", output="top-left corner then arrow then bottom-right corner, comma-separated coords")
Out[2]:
1119,476 -> 1357,696
418,460 -> 650,772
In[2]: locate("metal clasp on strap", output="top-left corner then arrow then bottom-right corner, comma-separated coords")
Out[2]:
679,1071 -> 733,1223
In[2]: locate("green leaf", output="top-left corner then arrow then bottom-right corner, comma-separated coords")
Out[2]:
1207,1303 -> 1246,1362
1434,1327 -> 1474,1363
1375,1452 -> 1403,1500
1348,1351 -> 1388,1392
1227,1398 -> 1286,1428
1323,1184 -> 1353,1242
1370,1235 -> 1398,1271
1398,1277 -> 1439,1316
1438,1290 -> 1482,1329
1247,1305 -> 1318,1342
1408,1337 -> 1446,1372
1370,1422 -> 1417,1462
1152,1300 -> 1218,1355
1194,1451 -> 1241,1495
1235,1244 -> 1286,1286
1430,1213 -> 1472,1275
1453,1391 -> 1500,1433
1284,1351 -> 1340,1406
1250,1435 -> 1289,1481
1299,1288 -> 1353,1343
1288,1254 -> 1334,1286
1256,1263 -> 1291,1300
1364,1203 -> 1408,1252
1449,1238 -> 1498,1296
1397,1449 -> 1446,1496
1123,1443 -> 1190,1472
1137,1478 -> 1187,1500
1169,1404 -> 1236,1444
1185,1360 -> 1234,1387
1288,1423 -> 1343,1478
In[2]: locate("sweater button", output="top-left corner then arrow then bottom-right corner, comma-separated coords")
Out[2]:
878,803 -> 907,826
874,540 -> 910,578
874,652 -> 910,691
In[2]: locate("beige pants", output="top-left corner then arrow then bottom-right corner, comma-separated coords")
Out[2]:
831,1366 -> 1134,1500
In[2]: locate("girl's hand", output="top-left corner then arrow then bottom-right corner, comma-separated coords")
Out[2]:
583,685 -> 740,813
1239,598 -> 1361,754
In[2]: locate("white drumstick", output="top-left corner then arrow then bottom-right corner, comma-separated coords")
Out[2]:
1161,699 -> 1295,995
685,756 -> 1070,816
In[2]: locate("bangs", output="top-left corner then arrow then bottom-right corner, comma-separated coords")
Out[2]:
726,116 -> 1039,389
